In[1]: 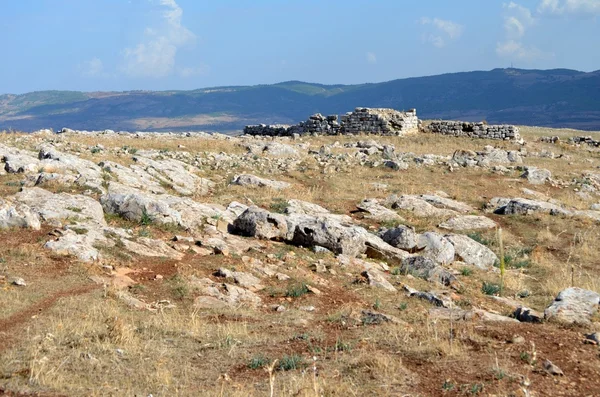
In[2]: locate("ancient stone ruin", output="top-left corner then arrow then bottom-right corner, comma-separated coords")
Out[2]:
426,121 -> 521,141
340,108 -> 418,135
244,108 -> 418,137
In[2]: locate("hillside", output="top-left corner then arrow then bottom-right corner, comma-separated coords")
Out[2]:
1,68 -> 600,132
2,126 -> 600,395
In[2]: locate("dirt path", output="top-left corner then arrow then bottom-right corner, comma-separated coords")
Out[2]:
0,284 -> 99,354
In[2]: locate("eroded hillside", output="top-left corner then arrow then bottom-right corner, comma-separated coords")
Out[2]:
1,126 -> 600,396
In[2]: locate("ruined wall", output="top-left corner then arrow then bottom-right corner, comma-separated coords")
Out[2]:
426,121 -> 521,141
244,108 -> 418,136
340,108 -> 419,135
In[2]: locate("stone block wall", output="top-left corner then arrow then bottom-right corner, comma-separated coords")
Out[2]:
426,121 -> 521,141
340,108 -> 419,135
243,108 -> 418,137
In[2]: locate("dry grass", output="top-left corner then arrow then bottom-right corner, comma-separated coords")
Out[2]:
3,127 -> 600,395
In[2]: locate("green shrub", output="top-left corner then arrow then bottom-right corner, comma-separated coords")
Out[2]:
278,354 -> 303,371
481,282 -> 501,296
286,283 -> 309,298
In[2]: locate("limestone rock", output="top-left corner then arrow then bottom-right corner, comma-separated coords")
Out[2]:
415,232 -> 455,265
361,269 -> 397,292
400,256 -> 457,287
233,206 -> 288,240
521,167 -> 552,185
0,199 -> 41,230
544,287 -> 600,325
386,195 -> 457,218
379,226 -> 418,250
439,215 -> 497,231
231,174 -> 291,190
445,234 -> 497,270
356,199 -> 403,222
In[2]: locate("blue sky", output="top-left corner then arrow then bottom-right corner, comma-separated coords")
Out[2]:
1,0 -> 599,93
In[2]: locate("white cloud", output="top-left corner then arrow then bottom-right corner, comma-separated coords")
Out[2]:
419,17 -> 464,48
81,57 -> 104,77
503,2 -> 535,38
178,64 -> 210,78
496,2 -> 551,61
122,0 -> 196,78
538,0 -> 600,16
366,52 -> 377,64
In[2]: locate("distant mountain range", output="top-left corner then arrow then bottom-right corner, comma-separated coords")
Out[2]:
1,68 -> 600,133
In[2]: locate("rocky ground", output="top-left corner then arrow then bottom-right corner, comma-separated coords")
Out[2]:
1,126 -> 600,396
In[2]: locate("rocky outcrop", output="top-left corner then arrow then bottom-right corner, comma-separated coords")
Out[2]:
231,174 -> 291,190
0,198 -> 41,230
439,215 -> 497,231
445,234 -> 498,270
100,183 -> 236,230
415,232 -> 455,265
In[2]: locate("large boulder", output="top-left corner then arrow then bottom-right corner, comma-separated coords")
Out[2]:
445,234 -> 498,270
544,287 -> 600,325
379,226 -> 418,250
521,167 -> 552,185
415,232 -> 455,265
232,206 -> 288,240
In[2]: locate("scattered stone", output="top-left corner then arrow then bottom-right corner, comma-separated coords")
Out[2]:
361,269 -> 397,292
543,359 -> 564,376
361,310 -> 403,325
513,307 -> 544,323
10,277 -> 26,287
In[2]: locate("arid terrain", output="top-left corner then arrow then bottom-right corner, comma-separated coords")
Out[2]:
1,125 -> 600,396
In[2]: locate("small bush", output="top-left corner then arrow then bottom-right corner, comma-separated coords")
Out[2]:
481,282 -> 501,296
140,208 -> 153,226
248,355 -> 269,370
461,267 -> 473,276
467,232 -> 491,246
286,283 -> 309,298
270,199 -> 289,214
278,354 -> 303,371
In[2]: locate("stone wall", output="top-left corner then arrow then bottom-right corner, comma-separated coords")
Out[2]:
568,136 -> 600,147
426,121 -> 521,141
243,107 -> 418,137
340,108 -> 419,135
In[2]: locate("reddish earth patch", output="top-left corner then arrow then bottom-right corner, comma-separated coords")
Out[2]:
403,322 -> 600,396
